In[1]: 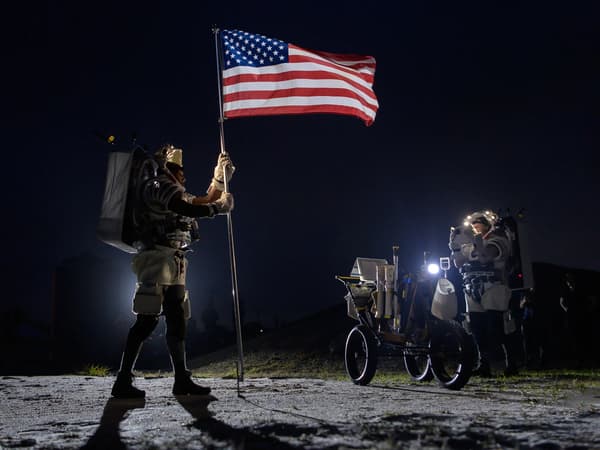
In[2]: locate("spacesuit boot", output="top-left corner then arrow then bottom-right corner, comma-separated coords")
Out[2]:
504,362 -> 519,377
503,352 -> 519,377
472,356 -> 492,378
167,337 -> 211,396
173,369 -> 212,396
111,339 -> 145,398
111,372 -> 145,398
473,360 -> 492,378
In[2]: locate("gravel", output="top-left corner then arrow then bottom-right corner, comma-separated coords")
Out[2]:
1,374 -> 599,449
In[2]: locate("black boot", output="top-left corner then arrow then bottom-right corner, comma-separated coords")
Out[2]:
112,327 -> 146,398
504,358 -> 519,377
173,370 -> 211,396
111,372 -> 145,398
503,343 -> 519,377
167,336 -> 211,396
472,358 -> 492,378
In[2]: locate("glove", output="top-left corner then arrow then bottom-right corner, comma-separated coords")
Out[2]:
212,152 -> 235,184
449,226 -> 470,250
209,192 -> 234,215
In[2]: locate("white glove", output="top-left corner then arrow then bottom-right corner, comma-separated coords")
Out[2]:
212,152 -> 235,184
210,192 -> 234,215
449,224 -> 473,251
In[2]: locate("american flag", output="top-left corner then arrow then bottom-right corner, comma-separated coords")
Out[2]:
220,29 -> 379,126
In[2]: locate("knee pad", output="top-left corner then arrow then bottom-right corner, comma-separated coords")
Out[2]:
132,283 -> 164,315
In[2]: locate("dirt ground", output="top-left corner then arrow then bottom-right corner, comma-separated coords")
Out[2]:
1,374 -> 599,449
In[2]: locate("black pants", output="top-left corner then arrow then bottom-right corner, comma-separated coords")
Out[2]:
120,285 -> 187,373
470,310 -> 510,367
522,310 -> 541,366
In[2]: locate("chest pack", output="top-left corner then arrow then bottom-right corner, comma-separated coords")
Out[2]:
97,145 -> 159,253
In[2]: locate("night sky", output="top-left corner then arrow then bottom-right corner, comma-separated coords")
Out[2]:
5,1 -> 599,329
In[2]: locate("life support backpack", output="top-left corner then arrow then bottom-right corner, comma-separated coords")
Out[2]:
495,216 -> 525,290
97,145 -> 158,253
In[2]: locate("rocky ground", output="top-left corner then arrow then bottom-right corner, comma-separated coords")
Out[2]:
1,373 -> 599,449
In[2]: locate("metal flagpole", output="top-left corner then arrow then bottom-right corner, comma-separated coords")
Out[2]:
213,26 -> 245,384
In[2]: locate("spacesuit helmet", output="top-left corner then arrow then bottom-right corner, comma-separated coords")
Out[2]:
155,144 -> 183,169
463,210 -> 498,229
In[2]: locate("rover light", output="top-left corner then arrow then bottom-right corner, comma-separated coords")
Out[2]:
427,263 -> 440,275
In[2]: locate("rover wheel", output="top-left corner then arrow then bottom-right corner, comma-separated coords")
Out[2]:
404,342 -> 434,382
429,320 -> 475,390
345,325 -> 378,385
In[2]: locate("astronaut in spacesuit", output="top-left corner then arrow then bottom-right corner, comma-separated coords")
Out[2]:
111,144 -> 234,398
449,210 -> 518,377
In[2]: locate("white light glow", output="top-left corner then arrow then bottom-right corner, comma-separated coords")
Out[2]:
427,263 -> 440,275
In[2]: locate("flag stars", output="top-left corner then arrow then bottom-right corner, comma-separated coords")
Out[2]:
222,30 -> 289,68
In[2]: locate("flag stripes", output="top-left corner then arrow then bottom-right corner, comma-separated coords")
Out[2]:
221,32 -> 378,125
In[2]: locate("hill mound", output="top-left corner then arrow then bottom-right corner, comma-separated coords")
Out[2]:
189,302 -> 358,377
